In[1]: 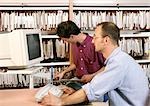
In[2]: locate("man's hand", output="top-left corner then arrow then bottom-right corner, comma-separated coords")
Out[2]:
62,86 -> 76,95
40,92 -> 62,106
81,67 -> 105,83
54,71 -> 65,80
80,74 -> 94,83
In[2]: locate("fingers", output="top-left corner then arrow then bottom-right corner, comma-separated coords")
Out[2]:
54,72 -> 59,79
54,72 -> 64,80
40,93 -> 54,105
63,87 -> 75,94
54,73 -> 61,80
80,76 -> 86,82
40,95 -> 49,105
48,91 -> 53,96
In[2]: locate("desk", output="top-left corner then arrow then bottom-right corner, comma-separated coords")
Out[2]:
0,89 -> 41,106
0,89 -> 108,106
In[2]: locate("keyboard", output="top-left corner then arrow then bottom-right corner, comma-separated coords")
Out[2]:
35,83 -> 63,102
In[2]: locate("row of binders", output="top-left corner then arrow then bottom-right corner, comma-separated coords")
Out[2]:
0,10 -> 68,31
42,37 -> 150,61
0,66 -> 69,89
42,39 -> 69,60
73,11 -> 150,30
0,10 -> 150,31
0,64 -> 150,89
119,38 -> 150,58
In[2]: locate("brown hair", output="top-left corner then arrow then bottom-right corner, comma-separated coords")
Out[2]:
57,20 -> 81,38
97,22 -> 120,45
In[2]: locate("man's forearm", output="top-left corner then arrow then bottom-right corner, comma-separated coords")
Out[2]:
63,64 -> 76,74
61,89 -> 87,105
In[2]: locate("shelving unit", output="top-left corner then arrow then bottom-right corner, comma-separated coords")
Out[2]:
0,0 -> 150,88
0,67 -> 44,89
119,32 -> 150,63
34,61 -> 70,67
0,0 -> 71,89
71,1 -> 150,85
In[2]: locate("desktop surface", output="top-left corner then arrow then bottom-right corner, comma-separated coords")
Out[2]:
0,88 -> 108,106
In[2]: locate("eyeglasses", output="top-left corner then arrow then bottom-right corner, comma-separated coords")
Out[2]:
93,34 -> 101,40
93,34 -> 108,40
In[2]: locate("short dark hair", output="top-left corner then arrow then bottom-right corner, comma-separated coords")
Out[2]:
57,20 -> 81,38
97,22 -> 120,45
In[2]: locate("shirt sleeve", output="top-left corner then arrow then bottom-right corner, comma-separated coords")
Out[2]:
82,58 -> 126,101
82,83 -> 104,102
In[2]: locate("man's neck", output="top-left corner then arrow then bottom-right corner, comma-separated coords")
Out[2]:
77,33 -> 87,44
103,45 -> 118,59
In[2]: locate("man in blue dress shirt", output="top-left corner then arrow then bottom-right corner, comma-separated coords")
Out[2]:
41,22 -> 149,106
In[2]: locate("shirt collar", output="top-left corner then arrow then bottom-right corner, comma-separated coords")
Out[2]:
77,34 -> 91,47
104,47 -> 121,65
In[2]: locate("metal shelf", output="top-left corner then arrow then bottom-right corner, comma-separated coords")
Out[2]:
136,59 -> 150,64
34,61 -> 70,67
0,6 -> 69,10
73,6 -> 150,10
120,32 -> 150,38
0,67 -> 43,74
41,35 -> 59,39
81,31 -> 150,38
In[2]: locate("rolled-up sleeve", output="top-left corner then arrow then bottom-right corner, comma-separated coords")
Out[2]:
82,83 -> 104,102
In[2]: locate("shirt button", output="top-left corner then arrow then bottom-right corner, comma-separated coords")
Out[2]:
83,45 -> 86,47
80,50 -> 83,52
90,61 -> 93,64
81,67 -> 83,70
81,58 -> 83,61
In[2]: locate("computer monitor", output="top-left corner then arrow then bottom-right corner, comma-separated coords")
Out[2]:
0,29 -> 43,69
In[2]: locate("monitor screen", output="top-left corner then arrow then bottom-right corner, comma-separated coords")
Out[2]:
26,34 -> 41,60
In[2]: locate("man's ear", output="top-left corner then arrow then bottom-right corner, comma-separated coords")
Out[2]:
103,36 -> 107,42
70,35 -> 73,38
71,35 -> 77,39
104,36 -> 109,44
70,35 -> 74,38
